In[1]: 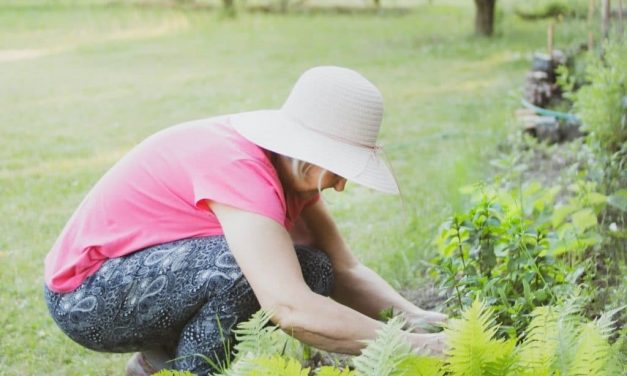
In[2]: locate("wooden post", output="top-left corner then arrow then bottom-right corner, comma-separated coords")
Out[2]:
601,0 -> 611,40
548,22 -> 555,56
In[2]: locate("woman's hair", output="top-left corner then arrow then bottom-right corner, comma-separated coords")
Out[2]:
290,157 -> 328,193
291,158 -> 313,179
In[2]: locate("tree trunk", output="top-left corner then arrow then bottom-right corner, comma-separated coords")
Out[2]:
474,0 -> 497,36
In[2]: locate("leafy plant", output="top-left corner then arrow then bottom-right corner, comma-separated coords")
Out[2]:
514,0 -> 587,20
431,180 -> 608,336
570,39 -> 627,153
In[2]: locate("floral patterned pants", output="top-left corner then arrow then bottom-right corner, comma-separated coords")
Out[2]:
44,236 -> 334,375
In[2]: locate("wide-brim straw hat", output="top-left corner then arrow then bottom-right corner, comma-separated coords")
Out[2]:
231,66 -> 399,194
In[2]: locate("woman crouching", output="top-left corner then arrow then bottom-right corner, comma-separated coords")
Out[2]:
43,66 -> 447,375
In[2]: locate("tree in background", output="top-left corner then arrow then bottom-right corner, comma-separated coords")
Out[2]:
474,0 -> 497,36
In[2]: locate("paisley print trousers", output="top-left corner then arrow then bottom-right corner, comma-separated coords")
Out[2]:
44,236 -> 334,375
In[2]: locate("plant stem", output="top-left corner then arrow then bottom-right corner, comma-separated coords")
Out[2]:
455,218 -> 467,270
454,285 -> 464,311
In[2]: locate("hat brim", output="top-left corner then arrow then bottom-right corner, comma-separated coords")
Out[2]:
230,110 -> 400,194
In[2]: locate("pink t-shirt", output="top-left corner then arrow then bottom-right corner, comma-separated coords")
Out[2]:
44,116 -> 318,293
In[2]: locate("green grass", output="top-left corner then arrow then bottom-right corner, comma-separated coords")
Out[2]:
0,1 -> 588,374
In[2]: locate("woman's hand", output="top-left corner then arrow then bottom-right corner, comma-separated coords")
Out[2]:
408,332 -> 447,357
404,309 -> 448,333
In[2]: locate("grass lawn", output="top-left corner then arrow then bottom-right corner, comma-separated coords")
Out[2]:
0,1 -> 588,374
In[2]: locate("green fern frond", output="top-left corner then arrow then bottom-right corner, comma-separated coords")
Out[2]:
483,338 -> 517,376
152,370 -> 195,376
231,310 -> 282,360
316,366 -> 357,376
595,305 -> 625,339
518,306 -> 559,375
444,300 -> 514,376
352,316 -> 413,376
568,322 -> 612,376
603,331 -> 627,375
396,355 -> 444,376
248,355 -> 310,376
567,306 -> 624,376
551,301 -> 585,375
518,301 -> 586,376
218,353 -> 257,376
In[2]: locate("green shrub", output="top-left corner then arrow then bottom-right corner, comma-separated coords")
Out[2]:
557,39 -> 627,321
514,0 -> 588,19
431,180 -> 607,337
571,39 -> 627,153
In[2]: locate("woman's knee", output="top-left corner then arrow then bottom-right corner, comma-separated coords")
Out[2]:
293,246 -> 334,296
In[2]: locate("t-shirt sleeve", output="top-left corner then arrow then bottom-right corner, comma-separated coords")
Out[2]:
190,158 -> 287,227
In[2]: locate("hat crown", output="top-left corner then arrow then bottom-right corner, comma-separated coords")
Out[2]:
281,66 -> 384,148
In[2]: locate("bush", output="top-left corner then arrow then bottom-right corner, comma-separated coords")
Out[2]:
514,0 -> 589,20
431,179 -> 607,337
570,39 -> 627,153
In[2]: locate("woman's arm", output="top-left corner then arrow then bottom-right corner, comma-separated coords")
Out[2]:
299,200 -> 447,328
209,201 -> 443,355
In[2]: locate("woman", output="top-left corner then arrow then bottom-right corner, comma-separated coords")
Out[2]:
44,66 -> 447,375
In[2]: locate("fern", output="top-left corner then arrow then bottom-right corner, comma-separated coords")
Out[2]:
248,355 -> 310,376
518,297 -> 589,376
218,353 -> 257,376
352,316 -> 414,376
568,305 -> 626,376
213,303 -> 622,376
603,330 -> 627,375
551,300 -> 585,375
152,370 -> 195,376
396,355 -> 444,376
517,307 -> 560,376
230,310 -> 282,360
568,321 -> 612,375
444,300 -> 516,376
518,301 -> 623,376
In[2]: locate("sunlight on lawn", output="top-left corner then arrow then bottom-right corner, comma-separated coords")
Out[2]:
0,13 -> 189,62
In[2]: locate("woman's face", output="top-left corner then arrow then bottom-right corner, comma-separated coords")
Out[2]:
274,155 -> 347,197
301,165 -> 347,194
